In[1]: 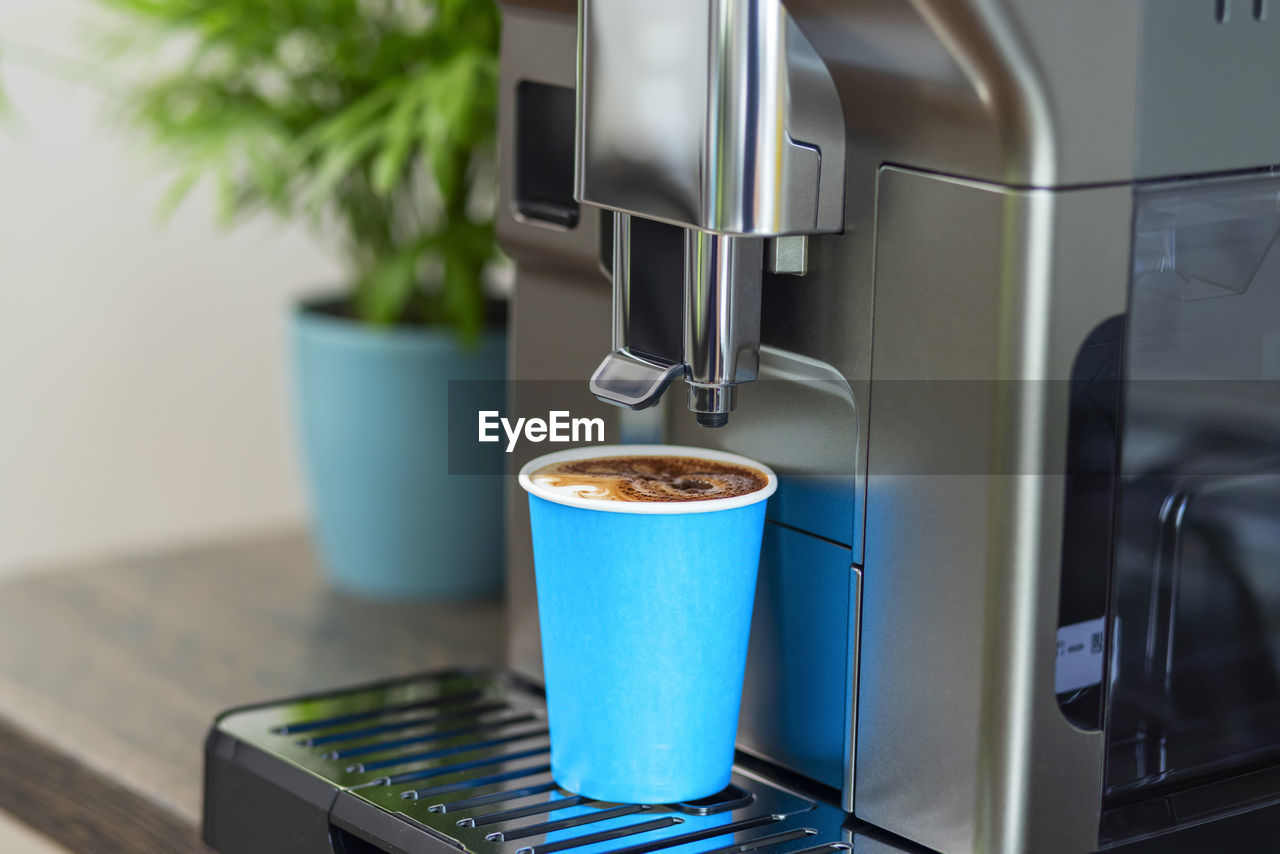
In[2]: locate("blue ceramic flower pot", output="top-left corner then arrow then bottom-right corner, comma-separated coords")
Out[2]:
292,302 -> 506,598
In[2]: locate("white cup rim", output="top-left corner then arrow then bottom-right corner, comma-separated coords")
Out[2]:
518,444 -> 778,515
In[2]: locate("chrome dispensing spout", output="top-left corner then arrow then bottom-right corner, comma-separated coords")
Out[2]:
682,231 -> 762,428
588,220 -> 761,429
577,0 -> 846,427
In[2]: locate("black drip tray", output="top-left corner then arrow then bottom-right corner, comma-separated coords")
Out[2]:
203,670 -> 852,854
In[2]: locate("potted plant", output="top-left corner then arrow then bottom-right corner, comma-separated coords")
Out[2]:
102,0 -> 506,598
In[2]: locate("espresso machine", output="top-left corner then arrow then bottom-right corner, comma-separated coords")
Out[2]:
202,2 -> 1280,852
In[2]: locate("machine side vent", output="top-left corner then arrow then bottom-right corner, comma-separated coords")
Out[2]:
1210,0 -> 1268,21
516,81 -> 580,228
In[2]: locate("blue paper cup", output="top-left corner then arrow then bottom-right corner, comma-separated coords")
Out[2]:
519,445 -> 777,804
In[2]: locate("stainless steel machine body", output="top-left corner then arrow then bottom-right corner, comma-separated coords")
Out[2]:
497,2 -> 1280,852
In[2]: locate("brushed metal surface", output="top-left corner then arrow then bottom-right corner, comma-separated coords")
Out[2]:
1133,0 -> 1280,179
782,0 -> 1065,187
497,2 -> 617,684
666,347 -> 860,554
785,0 -> 1280,186
496,4 -> 597,264
856,168 -> 1129,854
766,237 -> 810,277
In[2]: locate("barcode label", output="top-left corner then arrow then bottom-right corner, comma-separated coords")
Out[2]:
1056,617 -> 1106,695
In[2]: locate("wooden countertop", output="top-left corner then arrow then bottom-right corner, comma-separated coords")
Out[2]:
0,531 -> 507,853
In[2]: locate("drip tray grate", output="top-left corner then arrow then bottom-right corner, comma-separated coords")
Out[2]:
204,670 -> 853,854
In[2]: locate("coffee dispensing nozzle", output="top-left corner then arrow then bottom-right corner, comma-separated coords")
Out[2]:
576,0 -> 846,427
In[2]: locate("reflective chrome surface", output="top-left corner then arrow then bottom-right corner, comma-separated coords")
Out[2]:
577,0 -> 847,426
589,221 -> 768,426
575,0 -> 845,236
684,232 -> 764,426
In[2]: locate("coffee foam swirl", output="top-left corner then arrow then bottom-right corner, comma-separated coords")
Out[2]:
530,455 -> 768,503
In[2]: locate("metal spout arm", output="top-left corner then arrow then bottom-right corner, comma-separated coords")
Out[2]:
579,0 -> 846,426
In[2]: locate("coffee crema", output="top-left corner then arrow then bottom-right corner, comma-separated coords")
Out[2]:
530,455 -> 769,503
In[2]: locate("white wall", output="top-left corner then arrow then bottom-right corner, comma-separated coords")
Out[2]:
0,1 -> 343,578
